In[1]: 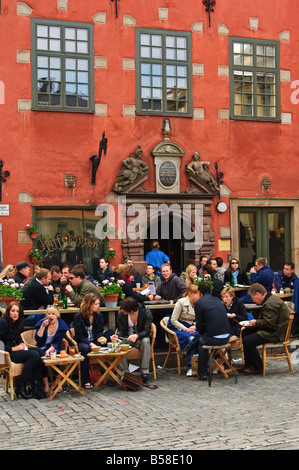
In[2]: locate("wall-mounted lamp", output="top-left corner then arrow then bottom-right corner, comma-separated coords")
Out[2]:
203,0 -> 216,27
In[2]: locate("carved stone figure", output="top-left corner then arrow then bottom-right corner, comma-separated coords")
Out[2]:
113,145 -> 149,193
186,152 -> 219,192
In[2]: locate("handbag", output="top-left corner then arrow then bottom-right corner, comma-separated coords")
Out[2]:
122,372 -> 143,391
89,364 -> 107,385
121,372 -> 158,391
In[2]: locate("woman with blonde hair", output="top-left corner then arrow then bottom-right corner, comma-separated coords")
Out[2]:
73,293 -> 117,388
35,306 -> 69,394
221,285 -> 248,335
180,264 -> 197,287
168,284 -> 200,376
0,264 -> 16,280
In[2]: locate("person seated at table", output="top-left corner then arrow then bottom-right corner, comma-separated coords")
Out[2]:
12,261 -> 32,286
73,293 -> 117,389
0,264 -> 16,280
155,263 -> 187,304
241,283 -> 290,375
168,285 -> 200,377
0,301 -> 47,399
64,265 -> 102,308
187,282 -> 231,380
141,264 -> 161,288
123,257 -> 141,288
215,257 -> 226,283
21,268 -> 54,327
97,257 -> 113,286
224,257 -> 249,287
221,286 -> 248,336
116,297 -> 153,383
249,257 -> 274,292
196,255 -> 208,276
50,265 -> 62,293
34,306 -> 69,394
180,264 -> 197,287
202,265 -> 223,299
114,264 -> 154,303
274,262 -> 298,293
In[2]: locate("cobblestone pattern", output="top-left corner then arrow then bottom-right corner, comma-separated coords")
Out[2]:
0,358 -> 298,450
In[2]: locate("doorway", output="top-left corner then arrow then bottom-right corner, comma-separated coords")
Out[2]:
239,207 -> 291,272
143,214 -> 190,275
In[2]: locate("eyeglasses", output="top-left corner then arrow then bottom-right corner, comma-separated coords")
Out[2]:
69,276 -> 75,280
231,261 -> 238,265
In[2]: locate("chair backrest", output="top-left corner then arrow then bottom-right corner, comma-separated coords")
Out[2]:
284,314 -> 294,343
21,329 -> 37,348
160,317 -> 180,348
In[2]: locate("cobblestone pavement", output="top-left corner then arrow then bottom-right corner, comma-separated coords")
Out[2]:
0,355 -> 299,451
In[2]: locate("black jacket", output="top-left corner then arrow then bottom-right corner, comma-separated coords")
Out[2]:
195,293 -> 230,338
0,317 -> 23,353
117,303 -> 152,340
119,277 -> 149,303
224,296 -> 247,329
224,270 -> 249,286
20,278 -> 54,310
73,311 -> 112,344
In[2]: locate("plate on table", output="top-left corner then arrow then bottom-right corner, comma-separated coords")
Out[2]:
239,320 -> 252,327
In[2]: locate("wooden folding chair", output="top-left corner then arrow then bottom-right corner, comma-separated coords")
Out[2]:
160,317 -> 182,376
261,314 -> 294,376
0,349 -> 24,401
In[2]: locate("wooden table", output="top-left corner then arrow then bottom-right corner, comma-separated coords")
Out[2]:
87,350 -> 130,391
43,354 -> 85,401
18,302 -> 175,330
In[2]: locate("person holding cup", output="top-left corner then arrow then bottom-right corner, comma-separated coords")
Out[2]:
34,306 -> 69,394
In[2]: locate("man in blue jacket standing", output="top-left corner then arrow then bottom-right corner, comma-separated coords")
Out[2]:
249,257 -> 274,292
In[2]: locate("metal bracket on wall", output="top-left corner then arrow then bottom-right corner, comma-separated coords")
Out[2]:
203,0 -> 216,27
111,0 -> 118,18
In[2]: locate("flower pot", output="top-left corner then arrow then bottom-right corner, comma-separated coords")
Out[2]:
30,232 -> 38,239
103,293 -> 119,308
1,297 -> 21,306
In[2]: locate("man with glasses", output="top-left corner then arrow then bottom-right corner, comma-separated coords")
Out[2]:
249,257 -> 274,293
65,265 -> 102,307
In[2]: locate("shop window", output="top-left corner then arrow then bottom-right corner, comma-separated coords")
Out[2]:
135,28 -> 192,116
34,207 -> 106,278
229,37 -> 280,121
31,19 -> 94,113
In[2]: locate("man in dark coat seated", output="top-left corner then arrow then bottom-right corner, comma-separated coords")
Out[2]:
188,282 -> 231,380
116,297 -> 153,383
21,268 -> 54,326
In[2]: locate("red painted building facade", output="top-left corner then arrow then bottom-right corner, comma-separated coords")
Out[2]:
0,0 -> 298,277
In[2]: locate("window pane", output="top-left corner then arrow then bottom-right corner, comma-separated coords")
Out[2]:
77,29 -> 88,41
66,71 -> 77,82
77,42 -> 88,54
65,40 -> 76,52
65,28 -> 76,39
49,39 -> 60,51
37,25 -> 48,37
140,34 -> 150,45
50,69 -> 61,81
78,84 -> 88,95
50,57 -> 61,68
37,38 -> 48,50
66,83 -> 76,94
49,26 -> 60,38
66,58 -> 76,70
77,59 -> 88,70
78,71 -> 88,83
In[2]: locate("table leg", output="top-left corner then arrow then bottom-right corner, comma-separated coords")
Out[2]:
92,357 -> 125,391
47,362 -> 85,400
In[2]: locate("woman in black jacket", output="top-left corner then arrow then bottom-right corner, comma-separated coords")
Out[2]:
0,301 -> 46,399
224,258 -> 249,287
73,292 -> 117,388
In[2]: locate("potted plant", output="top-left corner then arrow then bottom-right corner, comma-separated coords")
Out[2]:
193,274 -> 214,290
26,223 -> 39,239
100,277 -> 125,307
104,247 -> 116,259
28,248 -> 44,262
0,278 -> 24,305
